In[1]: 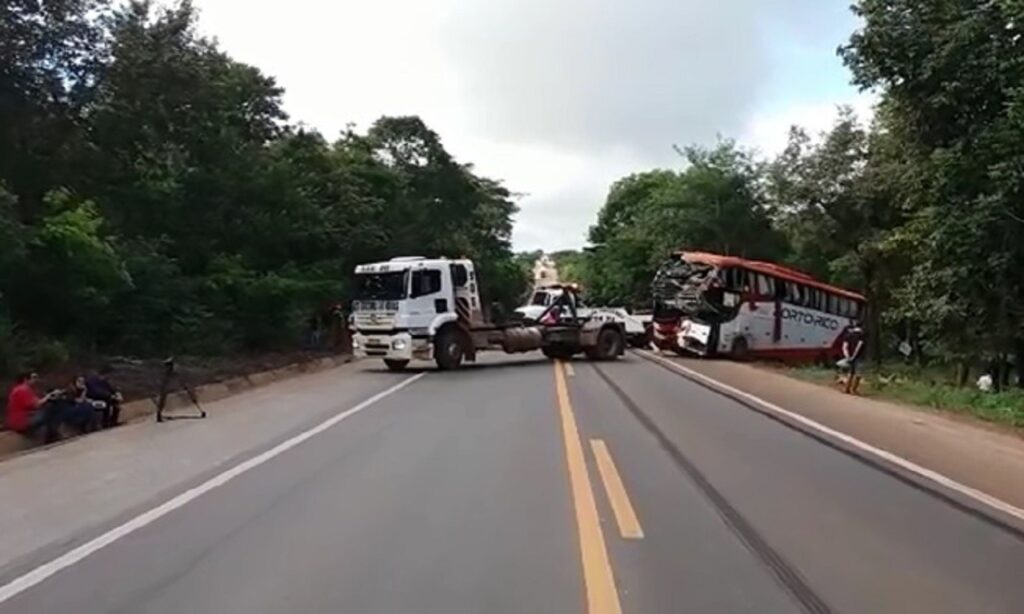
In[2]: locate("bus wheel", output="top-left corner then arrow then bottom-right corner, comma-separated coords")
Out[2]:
730,336 -> 750,361
434,327 -> 465,370
384,359 -> 409,372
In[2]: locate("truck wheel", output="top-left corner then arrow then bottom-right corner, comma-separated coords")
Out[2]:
586,326 -> 624,361
384,359 -> 409,372
542,345 -> 576,360
434,327 -> 465,370
730,336 -> 750,361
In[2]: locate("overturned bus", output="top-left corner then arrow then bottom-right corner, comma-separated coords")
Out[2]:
651,251 -> 865,362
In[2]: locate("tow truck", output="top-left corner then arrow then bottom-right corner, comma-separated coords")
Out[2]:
514,285 -> 652,348
350,257 -> 626,370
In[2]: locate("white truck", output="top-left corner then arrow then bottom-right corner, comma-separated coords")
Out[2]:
515,286 -> 652,348
350,257 -> 626,370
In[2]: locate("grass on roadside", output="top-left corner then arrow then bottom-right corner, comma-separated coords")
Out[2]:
786,364 -> 1024,429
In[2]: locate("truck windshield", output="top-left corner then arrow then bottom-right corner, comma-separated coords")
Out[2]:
354,271 -> 408,300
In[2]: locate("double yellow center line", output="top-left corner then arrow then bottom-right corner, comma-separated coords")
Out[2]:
554,361 -> 643,614
591,439 -> 644,539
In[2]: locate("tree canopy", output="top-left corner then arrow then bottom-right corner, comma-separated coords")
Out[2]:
0,0 -> 525,372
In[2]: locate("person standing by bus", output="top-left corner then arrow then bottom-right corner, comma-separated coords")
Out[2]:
839,323 -> 866,394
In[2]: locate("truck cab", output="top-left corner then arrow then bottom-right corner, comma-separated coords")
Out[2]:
351,257 -> 483,369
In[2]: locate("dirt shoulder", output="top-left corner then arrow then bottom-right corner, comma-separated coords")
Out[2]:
660,355 -> 1024,512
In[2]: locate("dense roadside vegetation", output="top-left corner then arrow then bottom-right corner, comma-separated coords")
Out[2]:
0,0 -> 526,375
570,1 -> 1024,396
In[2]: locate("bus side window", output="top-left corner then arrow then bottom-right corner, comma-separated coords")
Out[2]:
839,298 -> 851,317
786,282 -> 800,305
740,269 -> 752,292
757,274 -> 774,298
827,294 -> 838,315
724,267 -> 737,289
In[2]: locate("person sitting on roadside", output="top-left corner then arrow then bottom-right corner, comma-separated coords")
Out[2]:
837,323 -> 866,394
5,372 -> 64,443
48,376 -> 100,433
85,365 -> 123,428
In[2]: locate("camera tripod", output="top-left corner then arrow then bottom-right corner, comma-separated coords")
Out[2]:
155,357 -> 208,422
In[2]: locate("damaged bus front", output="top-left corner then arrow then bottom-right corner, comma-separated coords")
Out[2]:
651,253 -> 739,355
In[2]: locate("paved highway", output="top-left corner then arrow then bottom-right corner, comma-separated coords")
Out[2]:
2,353 -> 1024,613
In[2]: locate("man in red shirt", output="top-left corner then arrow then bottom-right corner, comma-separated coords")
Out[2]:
6,372 -> 60,437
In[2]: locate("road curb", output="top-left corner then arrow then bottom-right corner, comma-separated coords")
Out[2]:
0,354 -> 353,463
633,350 -> 1024,537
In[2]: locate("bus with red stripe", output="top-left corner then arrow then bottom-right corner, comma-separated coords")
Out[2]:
651,251 -> 866,362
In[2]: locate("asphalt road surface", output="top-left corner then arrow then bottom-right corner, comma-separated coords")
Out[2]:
3,353 -> 1024,613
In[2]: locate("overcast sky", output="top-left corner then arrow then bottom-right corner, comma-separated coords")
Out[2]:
192,0 -> 873,252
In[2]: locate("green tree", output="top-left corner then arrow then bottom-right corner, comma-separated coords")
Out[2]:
549,250 -> 586,285
0,0 -> 109,209
583,141 -> 785,306
768,108 -> 903,360
86,0 -> 287,272
842,0 -> 1024,377
7,191 -> 128,344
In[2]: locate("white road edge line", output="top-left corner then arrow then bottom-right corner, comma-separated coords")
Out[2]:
564,362 -> 576,377
637,350 -> 1024,525
0,372 -> 427,604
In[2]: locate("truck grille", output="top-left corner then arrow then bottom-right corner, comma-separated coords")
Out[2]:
353,313 -> 396,329
353,300 -> 399,312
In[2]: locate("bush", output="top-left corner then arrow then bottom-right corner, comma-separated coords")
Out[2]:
0,310 -> 16,376
25,339 -> 71,371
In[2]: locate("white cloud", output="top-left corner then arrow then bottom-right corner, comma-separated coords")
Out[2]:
191,0 -> 864,252
742,93 -> 878,158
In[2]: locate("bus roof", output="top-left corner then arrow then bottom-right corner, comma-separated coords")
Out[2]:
678,251 -> 866,302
